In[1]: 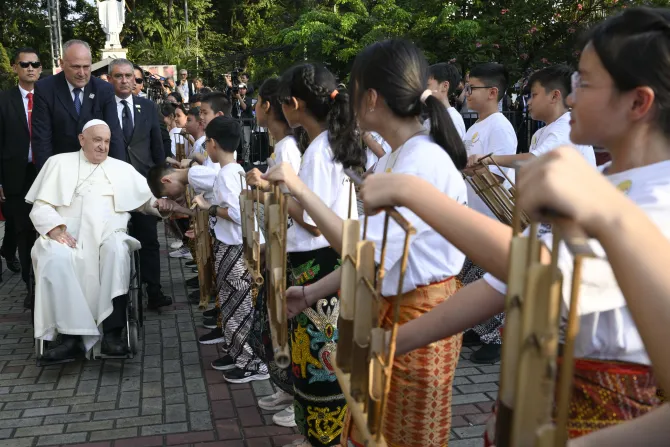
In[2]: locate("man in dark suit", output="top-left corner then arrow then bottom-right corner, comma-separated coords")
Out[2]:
109,58 -> 172,309
32,39 -> 124,169
0,47 -> 43,307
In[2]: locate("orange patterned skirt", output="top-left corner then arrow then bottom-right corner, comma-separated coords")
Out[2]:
343,277 -> 462,447
484,358 -> 660,445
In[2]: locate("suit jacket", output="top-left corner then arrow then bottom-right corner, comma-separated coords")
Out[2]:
0,87 -> 33,196
121,95 -> 165,177
32,72 -> 125,169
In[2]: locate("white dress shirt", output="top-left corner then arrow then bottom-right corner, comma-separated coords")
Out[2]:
115,95 -> 135,129
18,85 -> 34,163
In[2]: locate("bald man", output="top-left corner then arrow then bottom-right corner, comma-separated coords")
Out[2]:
32,39 -> 124,168
27,120 -> 170,362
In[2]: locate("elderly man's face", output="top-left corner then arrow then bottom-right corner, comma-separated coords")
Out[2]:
79,125 -> 110,164
61,43 -> 92,89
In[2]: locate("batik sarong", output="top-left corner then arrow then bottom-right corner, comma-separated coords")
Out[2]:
458,258 -> 504,344
484,358 -> 661,445
288,247 -> 346,447
213,240 -> 266,373
344,277 -> 463,447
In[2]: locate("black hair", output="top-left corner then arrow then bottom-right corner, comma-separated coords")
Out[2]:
190,93 -> 201,104
585,7 -> 670,137
350,39 -> 467,170
147,165 -> 173,198
187,106 -> 200,118
258,78 -> 290,126
132,64 -> 144,81
469,62 -> 509,101
201,92 -> 232,116
160,103 -> 176,118
13,47 -> 39,64
429,63 -> 462,96
199,87 -> 213,94
528,65 -> 573,104
167,91 -> 182,103
205,116 -> 241,153
278,63 -> 365,169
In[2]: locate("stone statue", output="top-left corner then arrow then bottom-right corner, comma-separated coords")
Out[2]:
97,0 -> 126,49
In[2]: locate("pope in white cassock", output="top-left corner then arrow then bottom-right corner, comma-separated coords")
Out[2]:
27,119 -> 165,362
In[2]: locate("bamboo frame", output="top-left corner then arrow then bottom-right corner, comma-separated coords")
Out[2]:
239,173 -> 264,288
263,158 -> 290,369
464,154 -> 529,228
184,186 -> 215,309
332,169 -> 416,446
496,198 -> 595,446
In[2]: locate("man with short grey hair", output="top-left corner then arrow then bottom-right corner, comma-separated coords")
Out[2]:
32,39 -> 124,168
177,68 -> 194,103
108,58 -> 171,309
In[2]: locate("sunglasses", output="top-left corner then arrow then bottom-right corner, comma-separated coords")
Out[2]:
135,78 -> 144,84
18,61 -> 41,69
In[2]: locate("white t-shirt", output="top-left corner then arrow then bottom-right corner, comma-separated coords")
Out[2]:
274,135 -> 302,174
286,131 -> 357,253
369,135 -> 468,296
211,163 -> 264,246
423,106 -> 467,141
364,132 -> 392,171
484,160 -> 670,365
192,135 -> 206,155
188,165 -> 217,202
463,112 -> 517,219
529,112 -> 596,167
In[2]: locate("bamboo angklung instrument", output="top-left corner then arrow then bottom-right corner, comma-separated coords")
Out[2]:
263,158 -> 290,368
464,153 -> 529,228
495,196 -> 595,446
332,169 -> 416,446
185,186 -> 216,309
238,173 -> 264,289
175,131 -> 187,162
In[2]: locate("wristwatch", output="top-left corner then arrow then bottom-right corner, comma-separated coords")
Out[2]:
208,205 -> 219,217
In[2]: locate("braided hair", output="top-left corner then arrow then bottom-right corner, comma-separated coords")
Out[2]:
278,63 -> 365,169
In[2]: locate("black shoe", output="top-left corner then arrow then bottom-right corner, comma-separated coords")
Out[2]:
24,291 -> 34,310
203,307 -> 219,318
147,293 -> 173,310
211,355 -> 235,371
185,260 -> 197,268
2,254 -> 20,273
462,330 -> 482,347
188,289 -> 201,305
199,327 -> 224,345
101,329 -> 127,356
203,317 -> 217,329
223,367 -> 270,384
41,335 -> 83,362
186,276 -> 200,288
470,343 -> 501,364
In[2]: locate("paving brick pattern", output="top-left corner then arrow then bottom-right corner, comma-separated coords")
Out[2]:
0,218 -> 499,446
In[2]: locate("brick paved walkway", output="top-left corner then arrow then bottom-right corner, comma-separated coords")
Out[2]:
0,221 -> 499,447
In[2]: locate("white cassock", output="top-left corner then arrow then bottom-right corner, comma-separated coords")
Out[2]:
26,150 -> 159,351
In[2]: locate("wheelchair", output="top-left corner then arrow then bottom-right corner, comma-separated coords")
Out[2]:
34,228 -> 145,366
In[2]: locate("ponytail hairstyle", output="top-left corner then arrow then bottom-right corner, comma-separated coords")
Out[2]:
293,126 -> 310,154
349,39 -> 467,170
278,63 -> 365,169
585,7 -> 670,138
258,78 -> 290,127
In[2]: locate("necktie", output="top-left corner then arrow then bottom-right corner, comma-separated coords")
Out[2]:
120,99 -> 133,143
73,88 -> 82,115
27,92 -> 34,163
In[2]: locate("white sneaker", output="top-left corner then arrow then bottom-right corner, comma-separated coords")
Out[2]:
258,389 -> 293,411
272,404 -> 296,427
169,247 -> 193,260
170,240 -> 183,250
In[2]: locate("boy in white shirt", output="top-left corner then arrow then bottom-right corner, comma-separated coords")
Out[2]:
473,64 -> 596,168
461,62 -> 517,363
424,62 -> 467,140
191,116 -> 269,383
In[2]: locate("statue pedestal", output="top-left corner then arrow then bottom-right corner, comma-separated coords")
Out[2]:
101,47 -> 128,60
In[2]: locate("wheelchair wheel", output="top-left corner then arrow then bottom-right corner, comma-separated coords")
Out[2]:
128,321 -> 139,354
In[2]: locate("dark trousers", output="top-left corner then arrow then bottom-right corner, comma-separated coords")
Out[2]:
102,295 -> 128,333
129,212 -> 162,297
1,164 -> 38,285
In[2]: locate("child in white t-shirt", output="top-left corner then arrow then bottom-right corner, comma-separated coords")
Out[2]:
424,62 -> 467,140
474,65 -> 596,168
362,131 -> 391,171
191,116 -> 269,384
